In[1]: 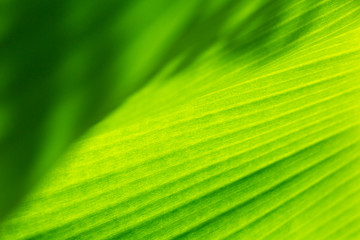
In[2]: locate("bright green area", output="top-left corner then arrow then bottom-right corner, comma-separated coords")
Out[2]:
1,0 -> 360,239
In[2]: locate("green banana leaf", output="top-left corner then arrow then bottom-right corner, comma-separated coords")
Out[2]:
1,0 -> 360,239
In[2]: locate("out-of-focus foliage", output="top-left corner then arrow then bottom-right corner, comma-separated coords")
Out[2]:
1,0 -> 360,239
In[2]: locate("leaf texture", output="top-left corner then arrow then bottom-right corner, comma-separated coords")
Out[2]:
1,0 -> 360,239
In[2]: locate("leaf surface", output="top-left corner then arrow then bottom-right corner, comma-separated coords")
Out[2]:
1,0 -> 360,239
